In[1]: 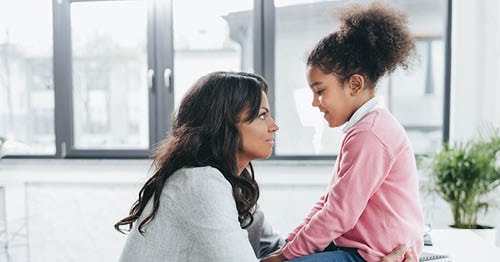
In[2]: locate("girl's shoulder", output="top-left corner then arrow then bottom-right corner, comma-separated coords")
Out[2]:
354,108 -> 402,132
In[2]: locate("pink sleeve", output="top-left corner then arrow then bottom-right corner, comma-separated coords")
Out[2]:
282,130 -> 393,259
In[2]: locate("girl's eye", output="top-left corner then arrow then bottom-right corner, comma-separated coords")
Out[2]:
258,113 -> 266,120
315,90 -> 323,95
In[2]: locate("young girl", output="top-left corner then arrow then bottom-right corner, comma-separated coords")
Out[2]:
263,2 -> 424,262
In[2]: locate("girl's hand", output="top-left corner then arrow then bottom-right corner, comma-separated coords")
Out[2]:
381,244 -> 415,262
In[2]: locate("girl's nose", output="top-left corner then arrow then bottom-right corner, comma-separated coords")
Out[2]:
311,96 -> 320,107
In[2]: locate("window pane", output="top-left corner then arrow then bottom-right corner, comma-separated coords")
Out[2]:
274,0 -> 345,156
71,1 -> 149,149
386,38 -> 445,154
0,0 -> 54,155
274,0 -> 446,156
173,0 -> 253,108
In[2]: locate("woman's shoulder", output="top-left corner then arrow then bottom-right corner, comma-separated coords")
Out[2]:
175,165 -> 222,175
165,166 -> 238,222
169,166 -> 231,191
173,165 -> 224,178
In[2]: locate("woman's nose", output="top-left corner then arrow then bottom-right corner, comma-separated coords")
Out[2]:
269,118 -> 279,132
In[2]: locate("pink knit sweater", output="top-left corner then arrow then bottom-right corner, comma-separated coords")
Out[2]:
282,108 -> 424,262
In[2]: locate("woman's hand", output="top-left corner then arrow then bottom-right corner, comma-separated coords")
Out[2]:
381,244 -> 415,262
261,248 -> 286,262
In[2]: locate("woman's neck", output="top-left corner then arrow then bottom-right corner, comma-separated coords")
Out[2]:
237,161 -> 249,175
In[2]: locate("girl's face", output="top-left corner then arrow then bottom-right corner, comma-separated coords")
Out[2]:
236,92 -> 279,166
306,65 -> 364,128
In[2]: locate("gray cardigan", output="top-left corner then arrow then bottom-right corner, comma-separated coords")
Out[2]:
119,166 -> 284,262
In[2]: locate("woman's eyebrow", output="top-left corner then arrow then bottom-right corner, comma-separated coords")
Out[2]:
260,107 -> 270,113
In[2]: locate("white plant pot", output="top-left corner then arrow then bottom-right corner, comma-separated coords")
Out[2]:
471,226 -> 497,245
449,225 -> 497,245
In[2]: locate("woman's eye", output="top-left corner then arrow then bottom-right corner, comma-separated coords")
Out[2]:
315,90 -> 323,95
258,113 -> 266,120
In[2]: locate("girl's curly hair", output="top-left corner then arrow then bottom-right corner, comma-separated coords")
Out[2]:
307,1 -> 416,87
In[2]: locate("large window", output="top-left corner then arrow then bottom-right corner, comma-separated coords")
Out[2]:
172,0 -> 254,108
273,0 -> 448,157
0,0 -> 54,155
51,0 -> 160,158
0,0 -> 450,158
70,1 -> 149,150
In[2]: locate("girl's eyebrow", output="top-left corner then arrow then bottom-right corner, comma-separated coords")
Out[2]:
309,82 -> 321,90
260,107 -> 270,113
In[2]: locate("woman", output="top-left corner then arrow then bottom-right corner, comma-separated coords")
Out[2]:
115,71 -> 415,262
115,71 -> 281,261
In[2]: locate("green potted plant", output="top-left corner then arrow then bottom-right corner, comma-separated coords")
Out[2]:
426,126 -> 500,233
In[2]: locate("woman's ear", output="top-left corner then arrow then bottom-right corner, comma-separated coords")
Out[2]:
348,74 -> 364,95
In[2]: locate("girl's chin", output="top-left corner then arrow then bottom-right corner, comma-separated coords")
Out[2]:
327,120 -> 340,128
324,115 -> 339,127
326,117 -> 346,128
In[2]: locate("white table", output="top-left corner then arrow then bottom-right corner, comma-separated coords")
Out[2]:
424,228 -> 500,262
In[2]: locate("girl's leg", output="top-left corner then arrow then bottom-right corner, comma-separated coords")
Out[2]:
288,250 -> 365,262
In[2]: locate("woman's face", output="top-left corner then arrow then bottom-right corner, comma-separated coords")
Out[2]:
236,91 -> 279,165
306,65 -> 359,128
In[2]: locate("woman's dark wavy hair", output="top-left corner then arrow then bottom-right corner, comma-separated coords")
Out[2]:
307,1 -> 416,87
114,71 -> 267,234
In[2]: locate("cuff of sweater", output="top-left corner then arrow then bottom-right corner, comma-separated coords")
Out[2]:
281,245 -> 297,261
285,233 -> 296,242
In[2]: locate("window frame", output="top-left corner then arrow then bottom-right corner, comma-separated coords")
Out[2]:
52,0 -> 174,158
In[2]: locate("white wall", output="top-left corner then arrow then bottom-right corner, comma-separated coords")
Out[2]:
451,0 -> 500,142
0,159 -> 334,262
